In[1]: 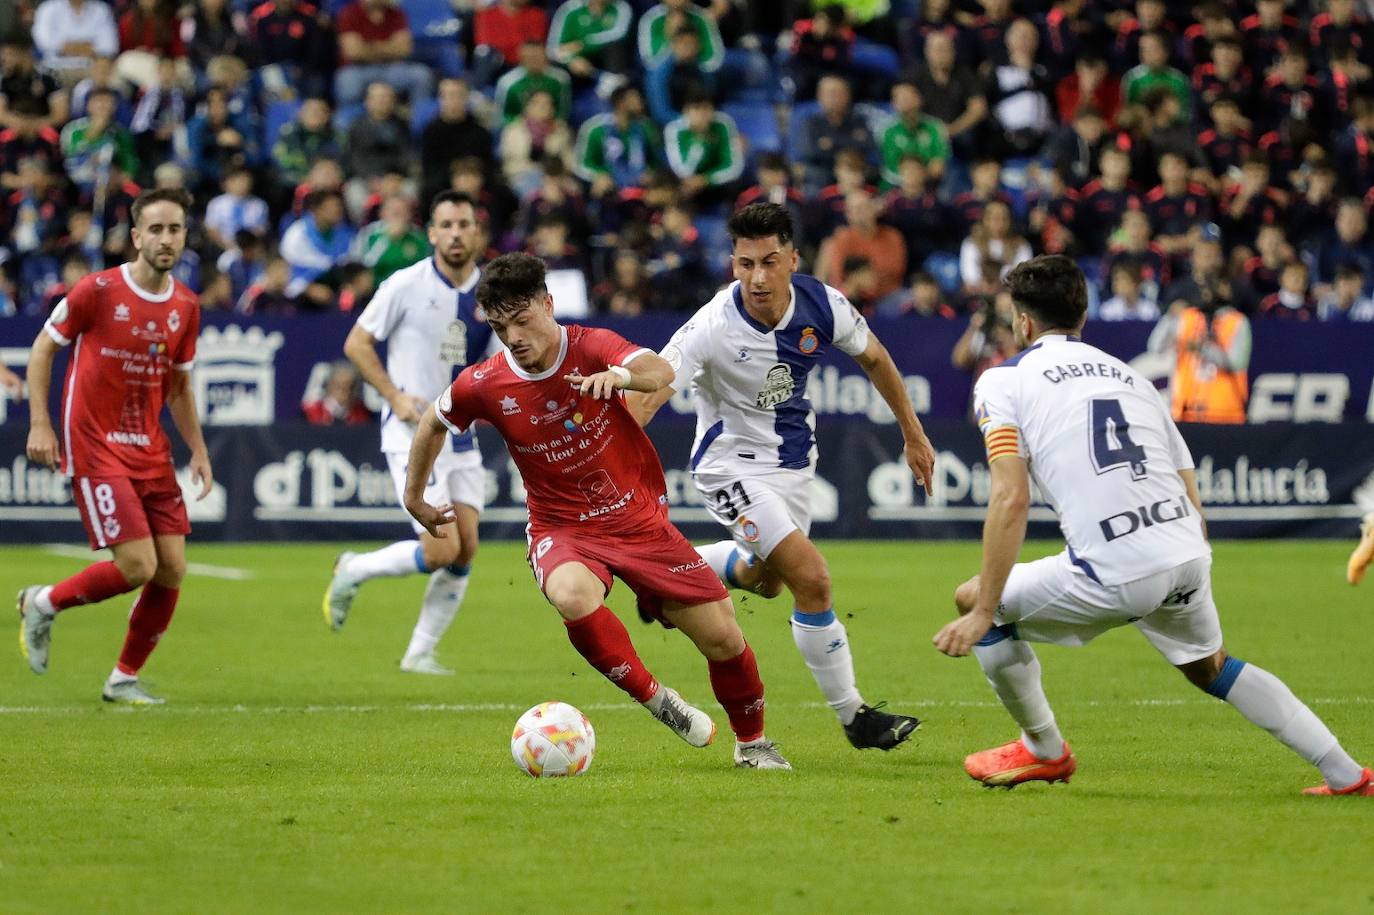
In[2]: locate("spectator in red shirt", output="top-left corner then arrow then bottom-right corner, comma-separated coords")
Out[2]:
1259,261 -> 1317,320
472,0 -> 549,89
334,0 -> 433,108
116,0 -> 189,89
304,361 -> 374,424
1055,53 -> 1121,127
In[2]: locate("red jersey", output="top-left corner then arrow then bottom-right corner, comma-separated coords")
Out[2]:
45,265 -> 201,480
436,325 -> 665,534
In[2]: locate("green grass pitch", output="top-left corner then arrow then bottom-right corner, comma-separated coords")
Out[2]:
1,540 -> 1370,914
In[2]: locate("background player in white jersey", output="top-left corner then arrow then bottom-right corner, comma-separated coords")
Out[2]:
934,255 -> 1372,796
631,203 -> 937,751
323,192 -> 494,675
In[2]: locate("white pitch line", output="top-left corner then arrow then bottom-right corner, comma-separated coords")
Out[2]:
42,544 -> 254,580
0,697 -> 1369,716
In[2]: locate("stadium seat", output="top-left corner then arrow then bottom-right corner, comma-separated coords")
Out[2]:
410,97 -> 440,138
722,102 -> 781,157
923,252 -> 962,295
263,99 -> 302,153
850,39 -> 900,80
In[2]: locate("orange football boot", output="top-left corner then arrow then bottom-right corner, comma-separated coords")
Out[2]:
1348,514 -> 1374,586
1302,767 -> 1374,797
964,738 -> 1077,788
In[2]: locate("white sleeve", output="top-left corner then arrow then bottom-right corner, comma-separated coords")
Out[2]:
355,272 -> 405,341
826,283 -> 871,356
973,368 -> 1026,459
1161,399 -> 1195,471
660,308 -> 712,392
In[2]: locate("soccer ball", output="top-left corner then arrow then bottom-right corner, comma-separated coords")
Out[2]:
510,701 -> 596,778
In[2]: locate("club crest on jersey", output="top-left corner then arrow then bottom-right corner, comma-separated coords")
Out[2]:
974,401 -> 991,428
755,363 -> 795,409
500,395 -> 521,415
167,309 -> 180,332
798,326 -> 819,355
740,518 -> 760,542
114,303 -> 130,321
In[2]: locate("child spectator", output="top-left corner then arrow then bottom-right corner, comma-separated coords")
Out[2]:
304,361 -> 373,425
1099,261 -> 1160,320
204,166 -> 269,253
1259,261 -> 1317,320
1319,264 -> 1374,322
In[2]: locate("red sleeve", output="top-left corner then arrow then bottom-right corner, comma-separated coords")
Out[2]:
45,276 -> 98,346
435,369 -> 482,434
578,326 -> 652,371
174,300 -> 200,370
336,5 -> 363,35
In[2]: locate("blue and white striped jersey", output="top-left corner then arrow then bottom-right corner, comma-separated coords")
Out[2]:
662,274 -> 870,476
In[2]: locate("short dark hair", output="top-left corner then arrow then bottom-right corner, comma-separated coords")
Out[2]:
1335,263 -> 1365,282
131,187 -> 193,227
1003,255 -> 1088,329
757,151 -> 788,173
304,188 -> 342,213
475,252 -> 547,318
728,202 -> 794,248
428,189 -> 478,222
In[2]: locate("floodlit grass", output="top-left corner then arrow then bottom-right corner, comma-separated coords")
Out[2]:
1,540 -> 1370,914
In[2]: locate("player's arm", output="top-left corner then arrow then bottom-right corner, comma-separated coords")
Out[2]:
565,351 -> 675,400
0,364 -> 20,397
1178,468 -> 1208,540
166,367 -> 214,500
25,331 -> 62,469
343,324 -> 426,423
934,452 -> 1030,657
403,404 -> 457,538
852,333 -> 936,496
625,382 -> 675,427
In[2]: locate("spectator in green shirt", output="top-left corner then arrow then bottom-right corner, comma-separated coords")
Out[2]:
637,0 -> 723,73
879,80 -> 949,188
1122,31 -> 1190,122
547,0 -> 632,86
353,194 -> 428,285
665,91 -> 744,208
495,40 -> 573,124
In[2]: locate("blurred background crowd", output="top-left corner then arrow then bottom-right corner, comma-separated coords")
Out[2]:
2,0 -> 1374,334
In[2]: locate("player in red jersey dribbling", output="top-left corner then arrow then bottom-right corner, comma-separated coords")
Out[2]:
406,253 -> 791,769
18,188 -> 213,705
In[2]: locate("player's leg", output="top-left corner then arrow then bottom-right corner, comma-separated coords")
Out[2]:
662,595 -> 790,770
102,533 -> 188,705
1348,511 -> 1374,585
531,537 -> 715,747
694,540 -> 783,598
324,453 -> 451,631
18,477 -> 151,675
1138,557 -> 1371,795
400,456 -> 485,673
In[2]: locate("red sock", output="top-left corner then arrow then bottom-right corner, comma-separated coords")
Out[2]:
48,561 -> 135,612
708,644 -> 766,742
115,583 -> 179,676
564,606 -> 659,703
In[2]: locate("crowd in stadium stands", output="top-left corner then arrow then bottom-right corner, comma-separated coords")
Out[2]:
3,0 -> 1374,326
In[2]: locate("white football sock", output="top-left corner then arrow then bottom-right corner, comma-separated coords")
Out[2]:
106,666 -> 136,686
403,567 -> 470,662
346,541 -> 427,582
1212,658 -> 1364,789
35,586 -> 56,616
696,540 -> 740,587
974,633 -> 1065,760
790,609 -> 865,725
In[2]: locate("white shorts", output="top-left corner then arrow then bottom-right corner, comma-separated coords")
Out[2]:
992,552 -> 1222,666
693,468 -> 813,559
386,449 -> 485,535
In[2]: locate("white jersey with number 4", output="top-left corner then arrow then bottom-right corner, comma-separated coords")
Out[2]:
662,274 -> 869,478
974,333 -> 1210,586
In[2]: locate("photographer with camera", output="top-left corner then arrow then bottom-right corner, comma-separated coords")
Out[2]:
1147,230 -> 1251,424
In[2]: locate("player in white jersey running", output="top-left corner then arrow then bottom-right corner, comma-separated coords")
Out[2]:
934,255 -> 1372,796
632,203 -> 937,751
323,192 -> 495,674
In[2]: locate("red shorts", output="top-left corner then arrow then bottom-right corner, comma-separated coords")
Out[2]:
72,472 -> 191,550
527,519 -> 729,626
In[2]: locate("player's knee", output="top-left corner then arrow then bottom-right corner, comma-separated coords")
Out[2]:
954,578 -> 980,614
754,578 -> 785,599
422,538 -> 462,571
153,555 -> 187,587
544,577 -> 602,619
704,623 -> 747,661
1178,649 -> 1228,692
115,550 -> 157,588
789,564 -> 832,606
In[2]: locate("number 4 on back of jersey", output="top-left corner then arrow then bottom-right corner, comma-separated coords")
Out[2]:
1089,398 -> 1147,481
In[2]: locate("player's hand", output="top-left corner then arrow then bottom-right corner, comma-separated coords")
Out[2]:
933,609 -> 995,658
905,432 -> 936,497
189,449 -> 213,501
0,365 -> 21,398
390,393 -> 428,425
406,498 -> 456,538
565,370 -> 624,400
26,423 -> 60,471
